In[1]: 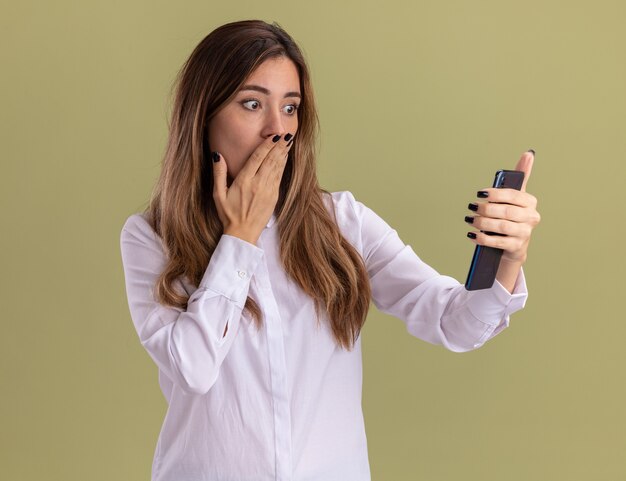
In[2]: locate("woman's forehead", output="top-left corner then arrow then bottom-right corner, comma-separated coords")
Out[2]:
242,57 -> 301,94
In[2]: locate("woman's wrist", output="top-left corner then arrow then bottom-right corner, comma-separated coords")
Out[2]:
223,228 -> 259,246
495,257 -> 525,294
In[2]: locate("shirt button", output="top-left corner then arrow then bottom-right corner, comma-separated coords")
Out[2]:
237,270 -> 246,278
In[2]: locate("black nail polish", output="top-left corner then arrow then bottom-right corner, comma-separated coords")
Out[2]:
467,232 -> 477,239
272,134 -> 281,142
468,203 -> 478,211
212,151 -> 220,163
477,191 -> 489,198
284,133 -> 293,142
464,216 -> 474,224
527,149 -> 536,155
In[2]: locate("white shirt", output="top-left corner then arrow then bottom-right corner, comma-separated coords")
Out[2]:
120,190 -> 528,481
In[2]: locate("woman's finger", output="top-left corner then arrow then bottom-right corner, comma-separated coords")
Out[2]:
268,150 -> 291,189
515,150 -> 535,193
468,201 -> 539,224
270,136 -> 294,186
467,229 -> 527,253
465,215 -> 532,238
211,151 -> 228,214
255,132 -> 294,184
237,133 -> 285,181
474,188 -> 537,209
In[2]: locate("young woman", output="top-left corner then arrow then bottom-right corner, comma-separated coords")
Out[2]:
120,19 -> 540,481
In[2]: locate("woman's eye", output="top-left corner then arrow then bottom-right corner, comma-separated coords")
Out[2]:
242,99 -> 260,110
285,104 -> 299,115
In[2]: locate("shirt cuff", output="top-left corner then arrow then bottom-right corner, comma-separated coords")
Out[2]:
198,234 -> 265,308
465,266 -> 529,326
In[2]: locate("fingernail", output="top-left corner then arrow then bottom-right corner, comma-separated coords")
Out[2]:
468,203 -> 478,211
527,148 -> 536,155
212,151 -> 220,163
286,138 -> 294,147
284,133 -> 293,142
464,216 -> 474,224
477,190 -> 489,198
467,232 -> 477,239
272,134 -> 281,142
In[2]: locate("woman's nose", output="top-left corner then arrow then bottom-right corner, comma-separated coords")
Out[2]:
264,109 -> 287,137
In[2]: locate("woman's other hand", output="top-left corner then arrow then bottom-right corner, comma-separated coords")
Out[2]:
211,133 -> 294,245
465,150 -> 541,292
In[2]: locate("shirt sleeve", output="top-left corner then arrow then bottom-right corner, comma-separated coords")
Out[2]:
343,191 -> 528,352
119,214 -> 265,394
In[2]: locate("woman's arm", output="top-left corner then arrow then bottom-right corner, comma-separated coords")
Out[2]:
336,191 -> 528,352
119,214 -> 264,395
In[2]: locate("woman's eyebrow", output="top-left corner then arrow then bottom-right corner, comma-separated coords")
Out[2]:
239,84 -> 301,99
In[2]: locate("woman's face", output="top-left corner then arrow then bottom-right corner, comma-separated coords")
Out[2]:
208,56 -> 301,184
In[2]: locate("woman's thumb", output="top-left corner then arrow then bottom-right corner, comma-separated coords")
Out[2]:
211,151 -> 227,202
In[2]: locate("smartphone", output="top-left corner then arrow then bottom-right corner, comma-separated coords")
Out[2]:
464,169 -> 525,291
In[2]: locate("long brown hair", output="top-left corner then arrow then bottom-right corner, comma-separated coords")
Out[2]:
145,19 -> 371,350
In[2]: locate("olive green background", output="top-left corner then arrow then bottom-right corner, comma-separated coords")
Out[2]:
2,0 -> 624,479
